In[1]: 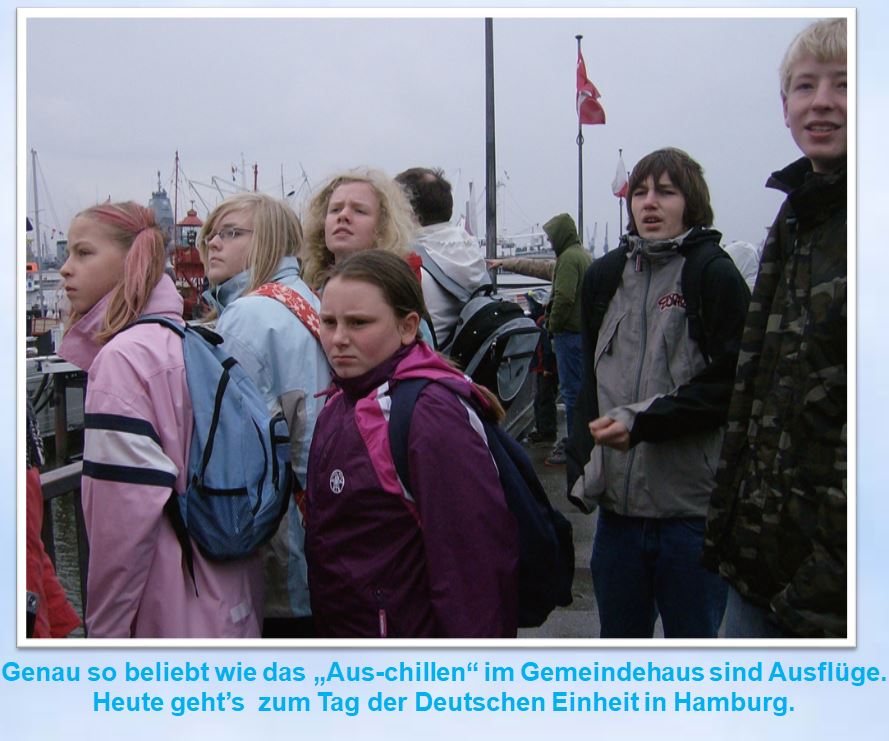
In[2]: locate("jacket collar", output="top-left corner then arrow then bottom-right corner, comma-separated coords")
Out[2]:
626,226 -> 722,262
332,343 -> 416,399
330,341 -> 489,411
767,157 -> 846,222
58,274 -> 184,372
767,156 -> 846,195
202,256 -> 301,313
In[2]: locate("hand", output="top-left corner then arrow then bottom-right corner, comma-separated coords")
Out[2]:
486,258 -> 503,269
589,416 -> 630,452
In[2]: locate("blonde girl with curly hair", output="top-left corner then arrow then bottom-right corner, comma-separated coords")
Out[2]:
300,167 -> 417,291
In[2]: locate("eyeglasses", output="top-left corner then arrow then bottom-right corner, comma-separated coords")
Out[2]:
206,227 -> 253,244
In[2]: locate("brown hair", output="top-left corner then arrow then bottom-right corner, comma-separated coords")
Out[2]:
626,148 -> 714,235
324,251 -> 505,422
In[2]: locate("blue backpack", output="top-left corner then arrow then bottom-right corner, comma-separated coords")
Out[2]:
388,378 -> 574,628
128,316 -> 293,574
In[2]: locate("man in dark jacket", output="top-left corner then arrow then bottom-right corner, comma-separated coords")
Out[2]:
703,18 -> 847,638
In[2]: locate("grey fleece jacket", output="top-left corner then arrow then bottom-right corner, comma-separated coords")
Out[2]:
589,231 -> 746,518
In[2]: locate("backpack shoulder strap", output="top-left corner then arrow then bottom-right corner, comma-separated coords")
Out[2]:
126,315 -> 232,348
565,244 -> 626,495
251,283 -> 321,342
122,314 -> 201,594
678,240 -> 730,362
387,378 -> 431,494
587,245 -> 628,341
412,243 -> 474,303
413,242 -> 495,304
126,314 -> 185,337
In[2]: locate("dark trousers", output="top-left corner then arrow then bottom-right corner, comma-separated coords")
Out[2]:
591,510 -> 727,638
533,372 -> 558,437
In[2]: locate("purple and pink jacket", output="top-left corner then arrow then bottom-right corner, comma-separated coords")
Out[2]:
58,276 -> 263,638
305,341 -> 518,638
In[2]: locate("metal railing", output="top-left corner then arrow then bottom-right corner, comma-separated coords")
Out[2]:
39,462 -> 88,625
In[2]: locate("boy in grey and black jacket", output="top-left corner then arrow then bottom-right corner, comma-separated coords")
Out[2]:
567,148 -> 750,638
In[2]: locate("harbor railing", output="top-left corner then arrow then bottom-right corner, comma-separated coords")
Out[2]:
39,462 -> 88,629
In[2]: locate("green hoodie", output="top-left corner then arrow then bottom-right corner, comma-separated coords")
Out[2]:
543,213 -> 591,333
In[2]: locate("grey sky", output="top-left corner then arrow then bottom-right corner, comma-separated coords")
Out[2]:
25,11 -> 821,250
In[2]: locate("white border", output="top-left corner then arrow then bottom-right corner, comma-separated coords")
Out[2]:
17,6 -> 857,650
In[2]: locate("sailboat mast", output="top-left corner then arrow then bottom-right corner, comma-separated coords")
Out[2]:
30,148 -> 46,314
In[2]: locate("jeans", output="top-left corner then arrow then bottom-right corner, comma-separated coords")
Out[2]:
723,585 -> 789,638
591,510 -> 728,638
552,331 -> 583,433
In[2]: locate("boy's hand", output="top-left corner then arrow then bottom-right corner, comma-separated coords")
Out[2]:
589,416 -> 630,451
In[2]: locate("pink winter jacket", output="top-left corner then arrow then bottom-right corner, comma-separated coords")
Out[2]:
58,276 -> 263,638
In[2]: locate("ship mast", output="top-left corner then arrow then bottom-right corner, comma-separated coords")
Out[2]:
173,150 -> 180,231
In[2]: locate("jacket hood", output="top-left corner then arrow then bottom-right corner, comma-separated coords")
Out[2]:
415,223 -> 489,287
58,274 -> 183,371
543,213 -> 581,256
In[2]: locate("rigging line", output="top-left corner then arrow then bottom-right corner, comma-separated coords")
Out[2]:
177,163 -> 212,213
35,153 -> 63,234
502,185 -> 536,229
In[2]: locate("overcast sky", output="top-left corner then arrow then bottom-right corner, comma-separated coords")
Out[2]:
25,10 -> 829,251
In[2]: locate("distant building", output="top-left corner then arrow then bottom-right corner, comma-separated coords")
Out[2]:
148,171 -> 175,250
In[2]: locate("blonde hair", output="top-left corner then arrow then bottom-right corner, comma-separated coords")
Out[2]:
198,192 -> 304,295
301,168 -> 415,290
69,201 -> 167,345
780,18 -> 847,97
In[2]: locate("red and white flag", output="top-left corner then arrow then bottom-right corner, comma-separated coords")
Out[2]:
611,154 -> 628,198
576,49 -> 606,125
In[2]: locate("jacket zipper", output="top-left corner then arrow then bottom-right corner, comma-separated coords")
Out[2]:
374,589 -> 388,638
622,255 -> 651,514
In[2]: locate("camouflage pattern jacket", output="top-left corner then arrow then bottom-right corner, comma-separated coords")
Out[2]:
703,158 -> 847,638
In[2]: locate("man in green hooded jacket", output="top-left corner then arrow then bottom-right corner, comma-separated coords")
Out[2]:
543,213 -> 592,462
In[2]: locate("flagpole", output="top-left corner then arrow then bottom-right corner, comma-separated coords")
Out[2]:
485,18 -> 498,289
618,147 -> 624,235
575,34 -> 584,240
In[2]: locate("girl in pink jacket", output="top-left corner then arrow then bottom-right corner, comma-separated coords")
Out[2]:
58,202 -> 263,638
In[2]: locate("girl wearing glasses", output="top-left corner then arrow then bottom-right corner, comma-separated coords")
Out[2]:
199,193 -> 330,638
300,168 -> 417,291
57,201 -> 263,637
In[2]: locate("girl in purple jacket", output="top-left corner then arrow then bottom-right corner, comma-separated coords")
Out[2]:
58,202 -> 263,638
306,250 -> 518,638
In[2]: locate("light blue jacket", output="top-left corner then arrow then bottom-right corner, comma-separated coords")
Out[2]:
204,257 -> 331,620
